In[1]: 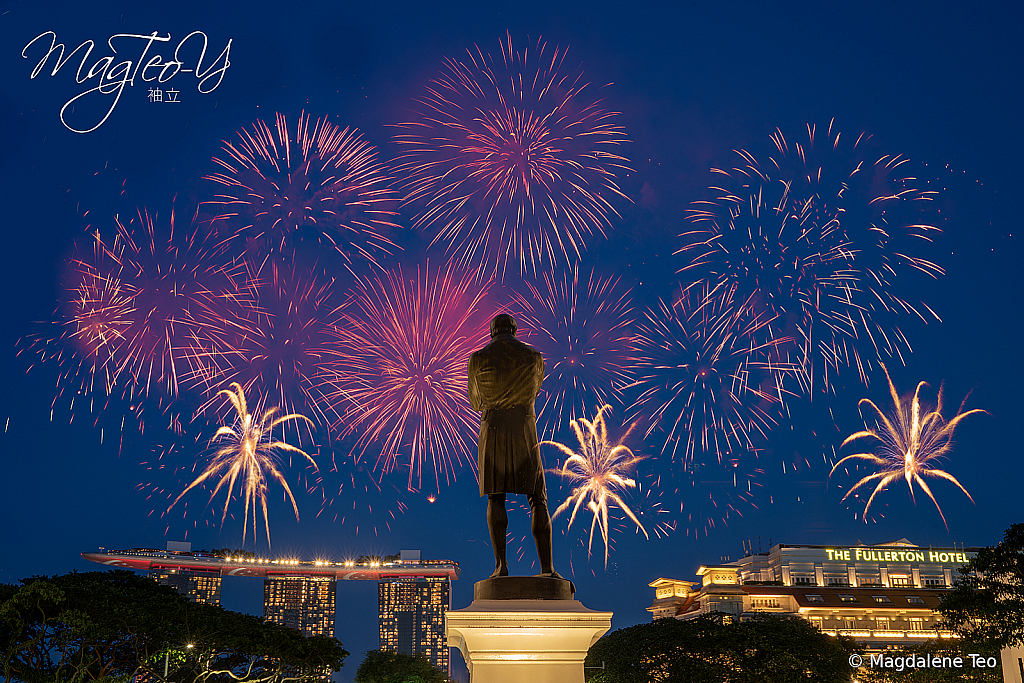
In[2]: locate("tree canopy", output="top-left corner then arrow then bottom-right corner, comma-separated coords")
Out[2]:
585,612 -> 857,683
937,522 -> 1024,650
354,650 -> 450,683
0,570 -> 348,683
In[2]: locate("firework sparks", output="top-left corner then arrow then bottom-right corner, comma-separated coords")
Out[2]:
542,405 -> 648,566
682,121 -> 942,394
511,266 -> 636,436
630,284 -> 793,464
204,112 -> 401,270
169,383 -> 317,546
319,261 -> 490,493
393,34 -> 631,276
192,261 -> 345,435
830,365 -> 985,529
25,209 -> 247,416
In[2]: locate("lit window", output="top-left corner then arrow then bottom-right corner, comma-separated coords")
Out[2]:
905,595 -> 926,605
838,594 -> 858,603
872,595 -> 892,604
806,595 -> 825,603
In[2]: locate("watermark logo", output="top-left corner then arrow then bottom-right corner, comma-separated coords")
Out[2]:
21,30 -> 232,133
850,652 -> 998,672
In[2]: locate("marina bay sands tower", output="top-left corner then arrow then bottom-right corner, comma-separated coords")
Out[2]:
83,544 -> 459,671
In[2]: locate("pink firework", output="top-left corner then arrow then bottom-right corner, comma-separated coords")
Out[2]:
320,261 -> 491,493
511,266 -> 636,436
204,112 -> 401,270
49,210 -> 246,404
393,34 -> 631,276
195,261 -> 347,435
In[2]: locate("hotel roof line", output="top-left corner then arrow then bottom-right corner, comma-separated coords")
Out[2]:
82,548 -> 460,580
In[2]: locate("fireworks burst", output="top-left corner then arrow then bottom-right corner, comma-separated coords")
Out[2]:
25,210 -> 246,418
193,262 -> 346,434
675,454 -> 763,538
204,112 -> 401,269
393,34 -> 631,276
320,261 -> 490,493
542,405 -> 648,566
630,284 -> 793,464
511,266 -> 636,436
169,383 -> 317,546
830,364 -> 985,529
683,121 -> 942,394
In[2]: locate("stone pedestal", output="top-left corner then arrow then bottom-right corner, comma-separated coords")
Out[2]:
446,577 -> 612,683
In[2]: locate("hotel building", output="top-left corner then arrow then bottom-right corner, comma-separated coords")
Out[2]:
378,551 -> 451,673
149,567 -> 223,605
264,575 -> 337,638
648,538 -> 977,650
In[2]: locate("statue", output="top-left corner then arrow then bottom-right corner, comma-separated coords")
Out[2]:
468,314 -> 560,579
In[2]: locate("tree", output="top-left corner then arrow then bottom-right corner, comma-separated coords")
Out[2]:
0,570 -> 348,683
937,522 -> 1024,650
585,612 -> 858,683
354,650 -> 450,683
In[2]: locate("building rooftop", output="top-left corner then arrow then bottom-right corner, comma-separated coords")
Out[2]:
82,547 -> 460,580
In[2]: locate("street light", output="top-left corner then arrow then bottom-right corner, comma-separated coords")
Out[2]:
164,643 -> 195,679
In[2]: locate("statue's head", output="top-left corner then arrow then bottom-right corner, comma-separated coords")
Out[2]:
490,313 -> 517,338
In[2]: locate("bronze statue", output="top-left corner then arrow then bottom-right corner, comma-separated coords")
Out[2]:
468,314 -> 560,579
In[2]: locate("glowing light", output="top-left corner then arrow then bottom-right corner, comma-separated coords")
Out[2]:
542,405 -> 648,566
830,364 -> 985,529
169,382 -> 317,546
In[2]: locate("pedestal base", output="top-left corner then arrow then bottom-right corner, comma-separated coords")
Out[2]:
446,593 -> 611,683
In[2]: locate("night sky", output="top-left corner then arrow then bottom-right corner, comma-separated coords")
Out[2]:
1,2 -> 1022,681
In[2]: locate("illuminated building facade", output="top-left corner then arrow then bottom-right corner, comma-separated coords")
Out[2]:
264,576 -> 337,638
378,576 -> 451,672
149,567 -> 222,605
648,538 -> 978,651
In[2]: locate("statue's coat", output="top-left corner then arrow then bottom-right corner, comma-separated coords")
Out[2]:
468,333 -> 546,498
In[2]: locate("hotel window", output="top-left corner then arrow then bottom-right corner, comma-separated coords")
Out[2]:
890,576 -> 911,586
844,618 -> 856,629
908,618 -> 924,631
792,575 -> 816,585
826,576 -> 850,586
805,595 -> 825,603
872,595 -> 892,604
905,596 -> 925,605
923,577 -> 945,587
838,594 -> 858,603
858,575 -> 882,586
809,616 -> 823,630
876,617 -> 890,630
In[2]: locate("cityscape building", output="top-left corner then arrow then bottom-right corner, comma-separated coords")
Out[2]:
264,575 -> 337,638
149,566 -> 223,605
648,538 -> 977,651
378,551 -> 451,672
83,544 -> 459,665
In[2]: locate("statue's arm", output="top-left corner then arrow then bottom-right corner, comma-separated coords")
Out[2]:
468,354 -> 482,411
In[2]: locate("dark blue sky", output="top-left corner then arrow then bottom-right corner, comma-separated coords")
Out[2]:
1,1 -> 1021,681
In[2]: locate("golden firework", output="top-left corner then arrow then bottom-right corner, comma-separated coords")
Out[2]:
170,382 -> 317,545
543,405 -> 648,566
831,365 -> 985,528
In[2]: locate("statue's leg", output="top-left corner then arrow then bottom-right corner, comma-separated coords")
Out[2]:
527,494 -> 556,576
487,493 -> 508,577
